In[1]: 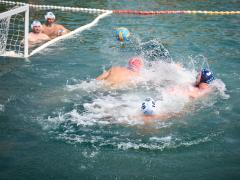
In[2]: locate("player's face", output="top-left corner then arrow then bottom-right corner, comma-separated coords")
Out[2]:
33,26 -> 41,33
47,18 -> 55,24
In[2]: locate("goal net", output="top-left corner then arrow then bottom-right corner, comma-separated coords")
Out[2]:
0,1 -> 111,58
0,4 -> 29,58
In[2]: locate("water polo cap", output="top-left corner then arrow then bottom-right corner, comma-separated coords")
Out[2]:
128,57 -> 143,72
200,68 -> 214,84
31,20 -> 42,29
141,97 -> 156,115
45,12 -> 55,20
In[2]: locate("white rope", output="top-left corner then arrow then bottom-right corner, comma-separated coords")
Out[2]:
28,11 -> 112,57
0,0 -> 111,13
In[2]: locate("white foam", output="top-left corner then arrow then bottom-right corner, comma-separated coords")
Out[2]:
56,59 -> 227,127
141,61 -> 195,86
117,141 -> 171,151
211,79 -> 229,99
0,104 -> 5,112
82,150 -> 99,158
150,136 -> 172,142
41,56 -> 228,153
54,126 -> 220,151
41,112 -> 66,130
116,133 -> 218,151
66,79 -> 102,92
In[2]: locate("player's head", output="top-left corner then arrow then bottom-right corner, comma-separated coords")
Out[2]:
141,97 -> 156,115
45,12 -> 55,24
128,57 -> 143,72
196,68 -> 214,85
31,20 -> 42,33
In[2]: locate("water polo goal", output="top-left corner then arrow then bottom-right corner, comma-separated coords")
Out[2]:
0,0 -> 239,58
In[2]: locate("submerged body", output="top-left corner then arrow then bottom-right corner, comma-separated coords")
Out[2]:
96,66 -> 141,87
168,68 -> 214,99
168,82 -> 212,99
136,69 -> 215,123
28,32 -> 51,47
96,57 -> 143,87
42,23 -> 70,39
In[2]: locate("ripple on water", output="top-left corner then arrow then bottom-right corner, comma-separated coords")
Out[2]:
0,104 -> 5,112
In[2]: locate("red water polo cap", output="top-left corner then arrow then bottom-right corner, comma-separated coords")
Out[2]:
128,57 -> 143,72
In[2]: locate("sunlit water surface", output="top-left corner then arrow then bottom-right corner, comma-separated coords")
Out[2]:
0,0 -> 240,179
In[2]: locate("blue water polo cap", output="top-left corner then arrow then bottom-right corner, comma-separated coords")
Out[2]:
200,68 -> 214,84
115,27 -> 130,42
141,97 -> 156,115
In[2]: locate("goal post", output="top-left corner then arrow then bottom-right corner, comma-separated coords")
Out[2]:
0,4 -> 29,57
0,1 -> 112,58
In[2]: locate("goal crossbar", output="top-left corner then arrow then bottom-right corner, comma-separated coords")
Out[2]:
0,4 -> 28,19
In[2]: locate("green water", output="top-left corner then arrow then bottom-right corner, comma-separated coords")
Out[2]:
0,0 -> 240,179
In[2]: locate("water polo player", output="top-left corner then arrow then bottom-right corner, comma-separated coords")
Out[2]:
96,57 -> 143,87
168,68 -> 215,99
42,12 -> 70,39
28,20 -> 51,47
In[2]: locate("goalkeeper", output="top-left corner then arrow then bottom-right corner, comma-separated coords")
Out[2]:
28,20 -> 50,47
42,12 -> 70,39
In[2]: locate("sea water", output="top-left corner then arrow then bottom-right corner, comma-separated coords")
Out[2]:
0,0 -> 240,179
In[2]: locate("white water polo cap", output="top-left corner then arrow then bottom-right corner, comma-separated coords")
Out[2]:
45,12 -> 56,20
141,97 -> 156,115
31,20 -> 42,29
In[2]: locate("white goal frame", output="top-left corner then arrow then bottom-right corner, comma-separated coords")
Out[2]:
0,4 -> 29,57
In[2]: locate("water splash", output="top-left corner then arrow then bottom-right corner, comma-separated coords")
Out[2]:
37,41 -> 228,151
137,38 -> 171,62
44,55 -> 227,124
53,129 -> 222,152
0,104 -> 5,112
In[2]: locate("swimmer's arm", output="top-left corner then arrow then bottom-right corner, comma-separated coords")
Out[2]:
57,25 -> 70,35
187,87 -> 211,99
96,70 -> 110,80
42,33 -> 51,41
167,86 -> 202,99
63,26 -> 70,33
60,25 -> 70,32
